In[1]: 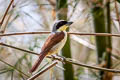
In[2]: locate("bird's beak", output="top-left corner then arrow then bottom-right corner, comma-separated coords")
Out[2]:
66,21 -> 73,26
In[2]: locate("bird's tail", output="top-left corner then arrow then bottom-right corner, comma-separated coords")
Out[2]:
29,52 -> 46,73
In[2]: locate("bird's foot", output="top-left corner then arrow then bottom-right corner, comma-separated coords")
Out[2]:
50,55 -> 56,61
49,55 -> 66,64
55,55 -> 65,64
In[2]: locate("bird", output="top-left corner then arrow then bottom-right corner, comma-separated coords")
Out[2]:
29,20 -> 73,73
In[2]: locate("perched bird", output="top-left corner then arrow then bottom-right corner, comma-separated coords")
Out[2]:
29,20 -> 73,73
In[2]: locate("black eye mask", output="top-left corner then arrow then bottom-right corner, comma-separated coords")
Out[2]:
52,21 -> 67,32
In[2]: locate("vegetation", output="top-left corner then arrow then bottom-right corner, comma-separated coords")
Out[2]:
0,0 -> 120,80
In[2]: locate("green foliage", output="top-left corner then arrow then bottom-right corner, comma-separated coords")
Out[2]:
91,6 -> 106,63
117,0 -> 120,3
62,36 -> 74,80
56,0 -> 74,80
56,0 -> 67,9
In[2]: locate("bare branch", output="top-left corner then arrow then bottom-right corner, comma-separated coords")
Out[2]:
2,10 -> 14,33
0,31 -> 50,36
69,32 -> 120,37
0,32 -> 120,37
46,56 -> 120,73
0,0 -> 14,26
0,58 -> 29,78
0,43 -> 39,55
1,42 -> 120,73
27,61 -> 58,80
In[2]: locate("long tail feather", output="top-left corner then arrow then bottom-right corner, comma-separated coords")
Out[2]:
29,53 -> 46,73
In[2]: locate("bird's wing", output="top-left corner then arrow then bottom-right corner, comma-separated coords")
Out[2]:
41,31 -> 65,52
29,31 -> 65,73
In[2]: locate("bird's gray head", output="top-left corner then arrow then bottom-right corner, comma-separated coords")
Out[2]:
52,20 -> 73,32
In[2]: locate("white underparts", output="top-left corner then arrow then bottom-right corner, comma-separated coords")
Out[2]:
48,31 -> 67,55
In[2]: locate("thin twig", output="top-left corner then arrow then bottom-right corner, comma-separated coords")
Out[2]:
0,0 -> 14,26
0,58 -> 29,77
68,0 -> 80,20
68,32 -> 120,37
1,42 -> 120,61
1,0 -> 17,33
1,32 -> 120,37
0,43 -> 39,55
2,9 -> 14,33
46,56 -> 120,73
0,31 -> 50,36
27,61 -> 58,80
1,42 -> 120,73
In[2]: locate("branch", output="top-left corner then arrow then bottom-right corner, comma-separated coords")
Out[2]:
2,9 -> 14,33
0,58 -> 29,78
46,56 -> 120,73
27,61 -> 58,80
0,31 -> 50,36
69,32 -> 120,37
0,0 -> 14,26
0,31 -> 120,37
1,42 -> 120,73
0,43 -> 39,55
